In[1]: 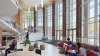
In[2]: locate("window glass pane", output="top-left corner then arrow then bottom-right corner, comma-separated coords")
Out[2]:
73,30 -> 76,42
55,2 -> 63,41
37,10 -> 43,32
47,5 -> 52,40
88,38 -> 94,45
89,18 -> 94,23
97,0 -> 100,4
97,1 -> 100,15
73,0 -> 76,4
73,15 -> 76,22
90,8 -> 94,18
88,23 -> 94,38
69,31 -> 73,41
22,11 -> 34,29
81,0 -> 99,46
90,0 -> 94,7
88,23 -> 94,45
73,4 -> 76,10
73,10 -> 76,15
97,21 -> 99,46
66,0 -> 76,41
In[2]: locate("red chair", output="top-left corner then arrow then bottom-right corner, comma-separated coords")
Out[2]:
64,45 -> 72,52
86,49 -> 97,56
58,41 -> 67,48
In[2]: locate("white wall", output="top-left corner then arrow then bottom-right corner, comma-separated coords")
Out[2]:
29,32 -> 43,41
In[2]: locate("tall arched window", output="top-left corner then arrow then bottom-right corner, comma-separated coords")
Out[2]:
37,9 -> 43,32
22,11 -> 34,29
46,5 -> 52,40
66,0 -> 76,42
81,0 -> 99,46
55,1 -> 63,41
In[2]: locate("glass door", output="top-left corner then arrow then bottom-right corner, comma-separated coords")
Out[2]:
68,29 -> 76,42
56,30 -> 63,41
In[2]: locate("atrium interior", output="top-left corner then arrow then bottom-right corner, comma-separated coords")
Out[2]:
0,0 -> 100,56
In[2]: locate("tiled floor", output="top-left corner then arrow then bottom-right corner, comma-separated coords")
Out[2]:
8,42 -> 65,56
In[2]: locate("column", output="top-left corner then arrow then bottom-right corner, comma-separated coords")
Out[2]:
45,8 -> 48,37
43,7 -> 45,36
62,0 -> 66,41
52,2 -> 55,41
34,8 -> 36,33
76,0 -> 82,42
0,27 -> 2,42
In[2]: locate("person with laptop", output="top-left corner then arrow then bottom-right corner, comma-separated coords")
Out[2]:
5,38 -> 17,56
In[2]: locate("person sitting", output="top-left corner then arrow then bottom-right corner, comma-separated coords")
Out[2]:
67,38 -> 73,45
77,42 -> 83,54
5,38 -> 17,56
26,32 -> 29,40
1,40 -> 6,46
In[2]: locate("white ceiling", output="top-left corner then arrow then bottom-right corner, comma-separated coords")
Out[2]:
0,0 -> 18,16
22,0 -> 48,7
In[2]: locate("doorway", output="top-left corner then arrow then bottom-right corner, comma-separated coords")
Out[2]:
55,30 -> 63,41
68,28 -> 76,42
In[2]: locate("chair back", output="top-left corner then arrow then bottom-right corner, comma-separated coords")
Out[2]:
86,49 -> 97,56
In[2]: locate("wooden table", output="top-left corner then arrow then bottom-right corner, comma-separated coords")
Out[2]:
8,51 -> 34,56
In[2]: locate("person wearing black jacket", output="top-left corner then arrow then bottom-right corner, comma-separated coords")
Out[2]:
26,32 -> 29,39
77,42 -> 82,53
1,40 -> 6,46
5,38 -> 17,56
24,32 -> 31,46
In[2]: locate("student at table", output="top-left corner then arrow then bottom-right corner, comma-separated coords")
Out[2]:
5,38 -> 17,56
67,38 -> 73,45
77,42 -> 82,53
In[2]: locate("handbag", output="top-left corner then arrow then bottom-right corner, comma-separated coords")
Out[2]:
35,49 -> 41,55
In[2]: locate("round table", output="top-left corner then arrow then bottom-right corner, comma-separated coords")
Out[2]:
8,51 -> 34,56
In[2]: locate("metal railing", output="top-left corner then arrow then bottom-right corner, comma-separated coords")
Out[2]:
0,17 -> 21,32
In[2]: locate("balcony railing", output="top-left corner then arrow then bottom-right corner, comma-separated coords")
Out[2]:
0,17 -> 21,33
11,0 -> 18,7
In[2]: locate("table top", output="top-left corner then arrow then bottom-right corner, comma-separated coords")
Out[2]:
0,46 -> 9,50
8,51 -> 34,56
